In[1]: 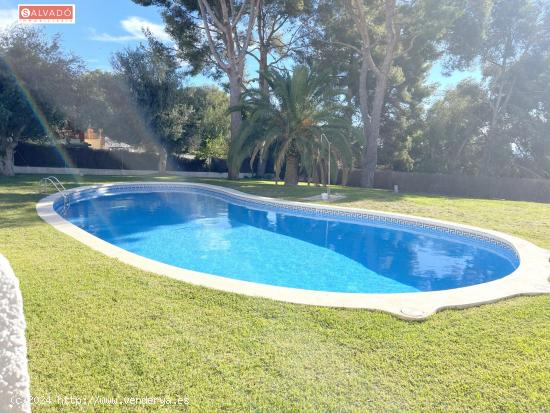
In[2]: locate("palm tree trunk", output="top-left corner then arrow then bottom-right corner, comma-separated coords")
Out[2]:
256,142 -> 267,177
158,146 -> 168,174
341,167 -> 349,186
284,152 -> 299,185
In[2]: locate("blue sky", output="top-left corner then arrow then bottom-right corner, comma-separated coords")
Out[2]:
0,0 -> 479,94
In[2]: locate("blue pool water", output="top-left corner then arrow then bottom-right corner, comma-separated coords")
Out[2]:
62,189 -> 519,293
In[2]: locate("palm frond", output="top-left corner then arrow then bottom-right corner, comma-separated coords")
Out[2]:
229,63 -> 355,182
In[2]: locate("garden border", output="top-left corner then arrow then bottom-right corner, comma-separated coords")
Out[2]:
36,182 -> 550,320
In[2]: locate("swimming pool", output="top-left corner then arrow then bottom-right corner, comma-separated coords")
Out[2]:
38,182 -> 550,319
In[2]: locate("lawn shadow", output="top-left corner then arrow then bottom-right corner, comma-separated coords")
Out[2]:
0,192 -> 45,229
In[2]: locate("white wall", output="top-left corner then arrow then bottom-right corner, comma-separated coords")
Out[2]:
14,166 -> 252,179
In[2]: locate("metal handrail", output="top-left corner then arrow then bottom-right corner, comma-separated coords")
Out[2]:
39,176 -> 66,192
38,176 -> 70,214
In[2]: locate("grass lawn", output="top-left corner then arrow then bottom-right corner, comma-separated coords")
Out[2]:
1,174 -> 549,412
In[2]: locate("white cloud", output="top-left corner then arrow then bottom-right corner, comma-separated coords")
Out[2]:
89,16 -> 171,43
0,8 -> 18,30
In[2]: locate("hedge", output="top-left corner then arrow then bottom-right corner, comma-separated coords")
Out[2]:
13,143 -> 251,173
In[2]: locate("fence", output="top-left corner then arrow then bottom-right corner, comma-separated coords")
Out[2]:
348,169 -> 550,203
14,144 -> 550,202
13,143 -> 251,173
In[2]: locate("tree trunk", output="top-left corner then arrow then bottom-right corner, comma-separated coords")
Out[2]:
341,167 -> 349,186
480,85 -> 504,175
480,36 -> 516,176
481,78 -> 516,176
0,140 -> 16,176
158,146 -> 168,174
284,152 -> 299,186
349,0 -> 398,187
257,5 -> 269,96
256,142 -> 267,178
228,73 -> 242,180
357,58 -> 375,187
196,0 -> 259,180
311,164 -> 320,186
361,66 -> 388,187
319,159 -> 326,186
256,20 -> 269,177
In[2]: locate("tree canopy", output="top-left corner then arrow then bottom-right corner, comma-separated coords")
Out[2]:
229,64 -> 354,185
112,35 -> 192,172
0,26 -> 82,175
1,0 -> 549,181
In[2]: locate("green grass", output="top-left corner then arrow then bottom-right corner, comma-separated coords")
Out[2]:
1,174 -> 549,412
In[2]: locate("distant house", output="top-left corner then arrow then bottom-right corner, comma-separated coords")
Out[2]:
55,127 -> 145,152
84,128 -> 105,149
56,127 -> 86,146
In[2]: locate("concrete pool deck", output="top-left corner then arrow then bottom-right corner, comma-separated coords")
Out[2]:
37,182 -> 550,320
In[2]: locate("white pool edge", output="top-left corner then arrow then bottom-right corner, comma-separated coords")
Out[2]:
36,182 -> 550,320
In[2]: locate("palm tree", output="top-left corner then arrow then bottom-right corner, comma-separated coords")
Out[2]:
228,65 -> 354,185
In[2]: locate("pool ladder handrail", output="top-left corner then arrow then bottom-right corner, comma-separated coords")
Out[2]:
38,176 -> 70,214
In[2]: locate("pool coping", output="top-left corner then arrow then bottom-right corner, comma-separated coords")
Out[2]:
36,182 -> 550,320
